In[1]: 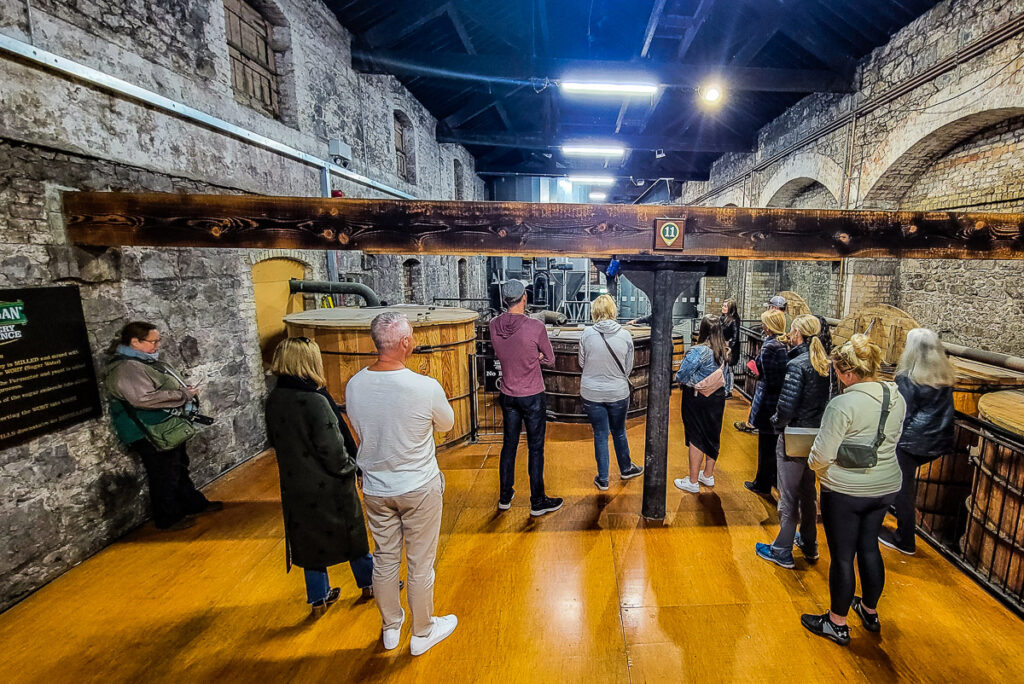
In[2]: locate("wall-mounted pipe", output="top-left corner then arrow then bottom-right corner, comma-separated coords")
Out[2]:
289,279 -> 380,307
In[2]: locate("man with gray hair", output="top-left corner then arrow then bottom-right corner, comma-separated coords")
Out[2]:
489,280 -> 562,516
345,311 -> 457,656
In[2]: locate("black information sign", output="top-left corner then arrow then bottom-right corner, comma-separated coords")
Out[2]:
0,286 -> 103,449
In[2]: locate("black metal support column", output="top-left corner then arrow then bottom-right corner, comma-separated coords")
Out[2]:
618,256 -> 728,519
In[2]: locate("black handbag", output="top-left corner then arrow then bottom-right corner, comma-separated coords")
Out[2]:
836,383 -> 891,469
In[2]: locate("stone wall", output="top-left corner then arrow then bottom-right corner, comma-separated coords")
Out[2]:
681,0 -> 1024,353
0,0 -> 486,611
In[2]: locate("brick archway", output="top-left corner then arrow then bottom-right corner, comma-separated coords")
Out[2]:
758,152 -> 843,208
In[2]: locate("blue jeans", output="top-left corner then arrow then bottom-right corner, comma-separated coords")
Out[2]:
582,397 -> 632,482
499,392 -> 547,505
303,553 -> 374,603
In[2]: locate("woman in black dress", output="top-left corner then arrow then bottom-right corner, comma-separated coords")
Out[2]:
720,298 -> 741,368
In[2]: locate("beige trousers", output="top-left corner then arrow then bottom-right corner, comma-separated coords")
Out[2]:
363,472 -> 444,637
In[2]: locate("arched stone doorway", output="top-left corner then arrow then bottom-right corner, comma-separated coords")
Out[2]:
252,257 -> 307,366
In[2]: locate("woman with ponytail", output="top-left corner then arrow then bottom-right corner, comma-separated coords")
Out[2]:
801,334 -> 906,646
755,315 -> 832,569
745,309 -> 790,496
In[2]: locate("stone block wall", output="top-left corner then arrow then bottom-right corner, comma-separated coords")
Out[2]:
680,0 -> 1024,353
0,0 -> 486,611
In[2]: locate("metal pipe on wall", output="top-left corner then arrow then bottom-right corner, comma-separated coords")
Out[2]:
289,279 -> 381,307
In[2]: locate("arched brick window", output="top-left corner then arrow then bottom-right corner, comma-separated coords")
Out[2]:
403,258 -> 422,304
453,159 -> 465,200
394,111 -> 416,183
457,258 -> 468,300
224,0 -> 296,124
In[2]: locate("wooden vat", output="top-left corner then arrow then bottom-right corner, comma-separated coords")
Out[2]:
542,326 -> 652,423
775,290 -> 811,317
950,358 -> 1024,417
284,305 -> 478,448
831,304 -> 919,366
914,428 -> 975,543
963,391 -> 1024,596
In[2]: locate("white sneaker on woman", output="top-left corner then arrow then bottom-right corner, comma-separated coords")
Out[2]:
410,614 -> 458,656
674,477 -> 700,493
698,473 -> 715,487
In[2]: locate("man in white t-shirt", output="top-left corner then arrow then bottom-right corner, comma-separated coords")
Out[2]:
346,311 -> 457,656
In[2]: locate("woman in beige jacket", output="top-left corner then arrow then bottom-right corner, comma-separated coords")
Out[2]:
801,334 -> 906,646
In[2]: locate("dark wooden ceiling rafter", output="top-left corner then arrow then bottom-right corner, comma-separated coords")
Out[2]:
436,130 -> 750,154
63,192 -> 1024,261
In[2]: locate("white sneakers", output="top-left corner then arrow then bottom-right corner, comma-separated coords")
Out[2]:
698,473 -> 715,487
409,614 -> 458,656
382,609 -> 405,650
673,477 -> 699,493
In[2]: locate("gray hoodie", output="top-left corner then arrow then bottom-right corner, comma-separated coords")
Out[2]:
578,320 -> 634,403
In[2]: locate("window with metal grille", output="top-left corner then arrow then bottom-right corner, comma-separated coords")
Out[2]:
225,0 -> 281,119
394,111 -> 415,183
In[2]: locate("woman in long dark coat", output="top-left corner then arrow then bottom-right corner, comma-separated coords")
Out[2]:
744,309 -> 790,496
265,337 -> 372,616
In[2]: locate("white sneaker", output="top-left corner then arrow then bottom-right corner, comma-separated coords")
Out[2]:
409,614 -> 458,656
698,473 -> 715,487
382,609 -> 405,650
674,477 -> 700,493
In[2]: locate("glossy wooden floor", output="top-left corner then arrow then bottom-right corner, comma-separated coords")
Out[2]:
3,396 -> 1023,683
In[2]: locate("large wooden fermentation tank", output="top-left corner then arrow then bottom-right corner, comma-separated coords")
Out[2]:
964,391 -> 1024,596
284,306 -> 478,448
539,326 -> 687,422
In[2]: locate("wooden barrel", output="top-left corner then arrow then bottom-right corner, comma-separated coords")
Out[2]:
776,290 -> 811,317
950,358 -> 1024,417
914,428 -> 975,543
284,305 -> 478,448
541,326 -> 652,423
963,391 -> 1024,595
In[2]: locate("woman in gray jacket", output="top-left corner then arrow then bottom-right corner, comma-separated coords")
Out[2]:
579,295 -> 644,490
801,334 -> 906,646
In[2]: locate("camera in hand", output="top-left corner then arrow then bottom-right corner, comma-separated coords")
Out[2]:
186,405 -> 215,426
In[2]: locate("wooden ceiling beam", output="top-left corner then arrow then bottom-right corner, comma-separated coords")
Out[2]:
63,192 -> 1024,260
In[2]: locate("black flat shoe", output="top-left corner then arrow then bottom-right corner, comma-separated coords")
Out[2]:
851,596 -> 881,633
311,587 -> 341,617
801,612 -> 850,646
744,481 -> 773,497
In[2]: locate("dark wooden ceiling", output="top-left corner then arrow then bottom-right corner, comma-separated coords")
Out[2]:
325,0 -> 941,202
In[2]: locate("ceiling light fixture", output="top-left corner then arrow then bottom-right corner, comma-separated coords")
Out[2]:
557,178 -> 573,191
561,144 -> 626,158
567,174 -> 616,185
589,191 -> 608,201
699,82 -> 724,104
560,81 -> 658,96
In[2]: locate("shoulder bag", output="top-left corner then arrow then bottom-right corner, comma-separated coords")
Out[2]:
118,399 -> 196,452
598,331 -> 635,391
835,382 -> 891,469
693,349 -> 726,397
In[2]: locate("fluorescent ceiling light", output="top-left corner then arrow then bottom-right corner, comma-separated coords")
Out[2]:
561,81 -> 658,96
557,178 -> 573,191
567,175 -> 616,185
561,144 -> 626,157
589,191 -> 608,201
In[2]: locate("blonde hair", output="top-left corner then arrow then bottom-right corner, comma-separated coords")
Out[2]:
897,328 -> 955,388
761,309 -> 787,342
270,337 -> 327,388
591,294 -> 618,322
831,333 -> 882,379
792,314 -> 830,377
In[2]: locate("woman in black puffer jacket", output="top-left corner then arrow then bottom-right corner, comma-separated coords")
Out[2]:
880,328 -> 955,555
745,309 -> 790,496
755,315 -> 832,568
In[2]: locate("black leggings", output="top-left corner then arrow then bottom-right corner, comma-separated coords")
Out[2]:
820,489 -> 897,616
752,431 -> 778,491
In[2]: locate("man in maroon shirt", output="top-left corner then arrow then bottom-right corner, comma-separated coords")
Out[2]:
489,280 -> 563,516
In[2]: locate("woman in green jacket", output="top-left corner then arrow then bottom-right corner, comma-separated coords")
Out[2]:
265,337 -> 373,616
